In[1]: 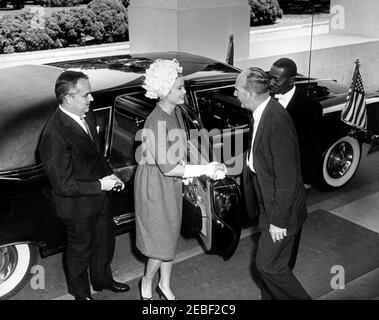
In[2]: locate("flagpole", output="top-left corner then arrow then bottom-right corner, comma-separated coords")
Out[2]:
350,59 -> 360,90
307,1 -> 315,83
306,0 -> 315,96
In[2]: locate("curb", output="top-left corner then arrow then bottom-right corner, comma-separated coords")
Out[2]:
0,42 -> 130,67
251,20 -> 329,34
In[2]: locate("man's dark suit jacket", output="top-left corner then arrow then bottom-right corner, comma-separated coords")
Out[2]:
39,108 -> 112,219
286,87 -> 323,185
242,98 -> 308,236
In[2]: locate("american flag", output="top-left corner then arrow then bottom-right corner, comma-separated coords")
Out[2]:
340,62 -> 367,130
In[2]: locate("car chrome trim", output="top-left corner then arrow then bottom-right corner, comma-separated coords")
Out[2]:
193,84 -> 235,94
322,103 -> 345,115
322,97 -> 379,115
113,213 -> 135,226
366,97 -> 379,104
0,165 -> 45,181
0,241 -> 39,249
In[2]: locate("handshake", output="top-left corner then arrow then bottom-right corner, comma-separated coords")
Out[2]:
100,174 -> 125,192
183,162 -> 227,180
207,162 -> 227,180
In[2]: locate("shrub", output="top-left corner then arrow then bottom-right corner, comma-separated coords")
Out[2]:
0,0 -> 129,53
250,0 -> 283,26
88,0 -> 128,42
0,0 -> 283,54
46,7 -> 105,46
0,10 -> 55,53
34,0 -> 84,6
33,0 -> 130,7
121,0 -> 129,8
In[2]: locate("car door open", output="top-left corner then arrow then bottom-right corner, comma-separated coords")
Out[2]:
179,104 -> 242,260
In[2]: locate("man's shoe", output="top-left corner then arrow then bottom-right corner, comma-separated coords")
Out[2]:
75,296 -> 94,300
93,280 -> 130,293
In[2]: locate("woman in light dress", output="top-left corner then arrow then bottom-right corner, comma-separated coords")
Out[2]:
134,59 -> 226,300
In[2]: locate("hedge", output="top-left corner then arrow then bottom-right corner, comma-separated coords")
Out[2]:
250,0 -> 282,26
0,0 -> 281,54
33,0 -> 84,7
0,0 -> 128,53
33,0 -> 129,7
88,0 -> 128,42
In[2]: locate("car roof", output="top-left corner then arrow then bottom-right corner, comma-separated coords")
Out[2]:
0,65 -> 62,172
49,51 -> 374,105
0,64 -> 61,113
0,53 -> 239,173
47,51 -> 241,92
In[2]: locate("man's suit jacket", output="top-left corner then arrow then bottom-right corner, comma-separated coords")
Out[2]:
243,98 -> 308,236
39,108 -> 112,219
286,87 -> 323,184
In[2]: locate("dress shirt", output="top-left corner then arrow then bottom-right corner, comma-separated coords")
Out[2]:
59,106 -> 90,135
247,96 -> 271,173
275,85 -> 296,108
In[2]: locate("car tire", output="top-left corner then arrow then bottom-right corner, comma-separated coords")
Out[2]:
0,243 -> 38,300
321,135 -> 361,189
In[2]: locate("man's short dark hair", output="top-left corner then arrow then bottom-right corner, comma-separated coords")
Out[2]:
273,58 -> 297,78
244,67 -> 271,95
55,71 -> 89,104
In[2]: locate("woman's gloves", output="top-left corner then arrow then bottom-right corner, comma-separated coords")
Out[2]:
183,162 -> 227,180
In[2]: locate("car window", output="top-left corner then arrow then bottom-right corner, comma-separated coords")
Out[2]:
93,106 -> 112,156
194,86 -> 249,131
178,104 -> 211,164
109,106 -> 141,170
108,95 -> 154,171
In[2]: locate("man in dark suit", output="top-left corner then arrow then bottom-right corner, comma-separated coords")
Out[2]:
39,71 -> 130,300
235,67 -> 310,300
269,58 -> 323,190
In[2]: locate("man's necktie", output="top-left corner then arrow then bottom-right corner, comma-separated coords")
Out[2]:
80,116 -> 94,141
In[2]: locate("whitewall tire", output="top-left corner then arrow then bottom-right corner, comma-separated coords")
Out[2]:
0,244 -> 37,300
322,136 -> 361,188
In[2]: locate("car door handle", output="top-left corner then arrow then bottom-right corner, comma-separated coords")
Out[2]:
135,118 -> 145,127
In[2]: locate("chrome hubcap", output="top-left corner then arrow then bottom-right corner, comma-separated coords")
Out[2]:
0,246 -> 18,284
327,142 -> 354,179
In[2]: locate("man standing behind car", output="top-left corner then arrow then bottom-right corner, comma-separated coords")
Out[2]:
269,58 -> 323,190
235,67 -> 310,300
39,71 -> 130,300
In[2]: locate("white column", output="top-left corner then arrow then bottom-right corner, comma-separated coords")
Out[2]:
128,0 -> 250,62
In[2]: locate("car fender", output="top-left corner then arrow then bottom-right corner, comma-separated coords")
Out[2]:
0,217 -> 35,247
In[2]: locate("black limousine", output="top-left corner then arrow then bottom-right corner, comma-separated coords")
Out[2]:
1,51 -> 379,299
